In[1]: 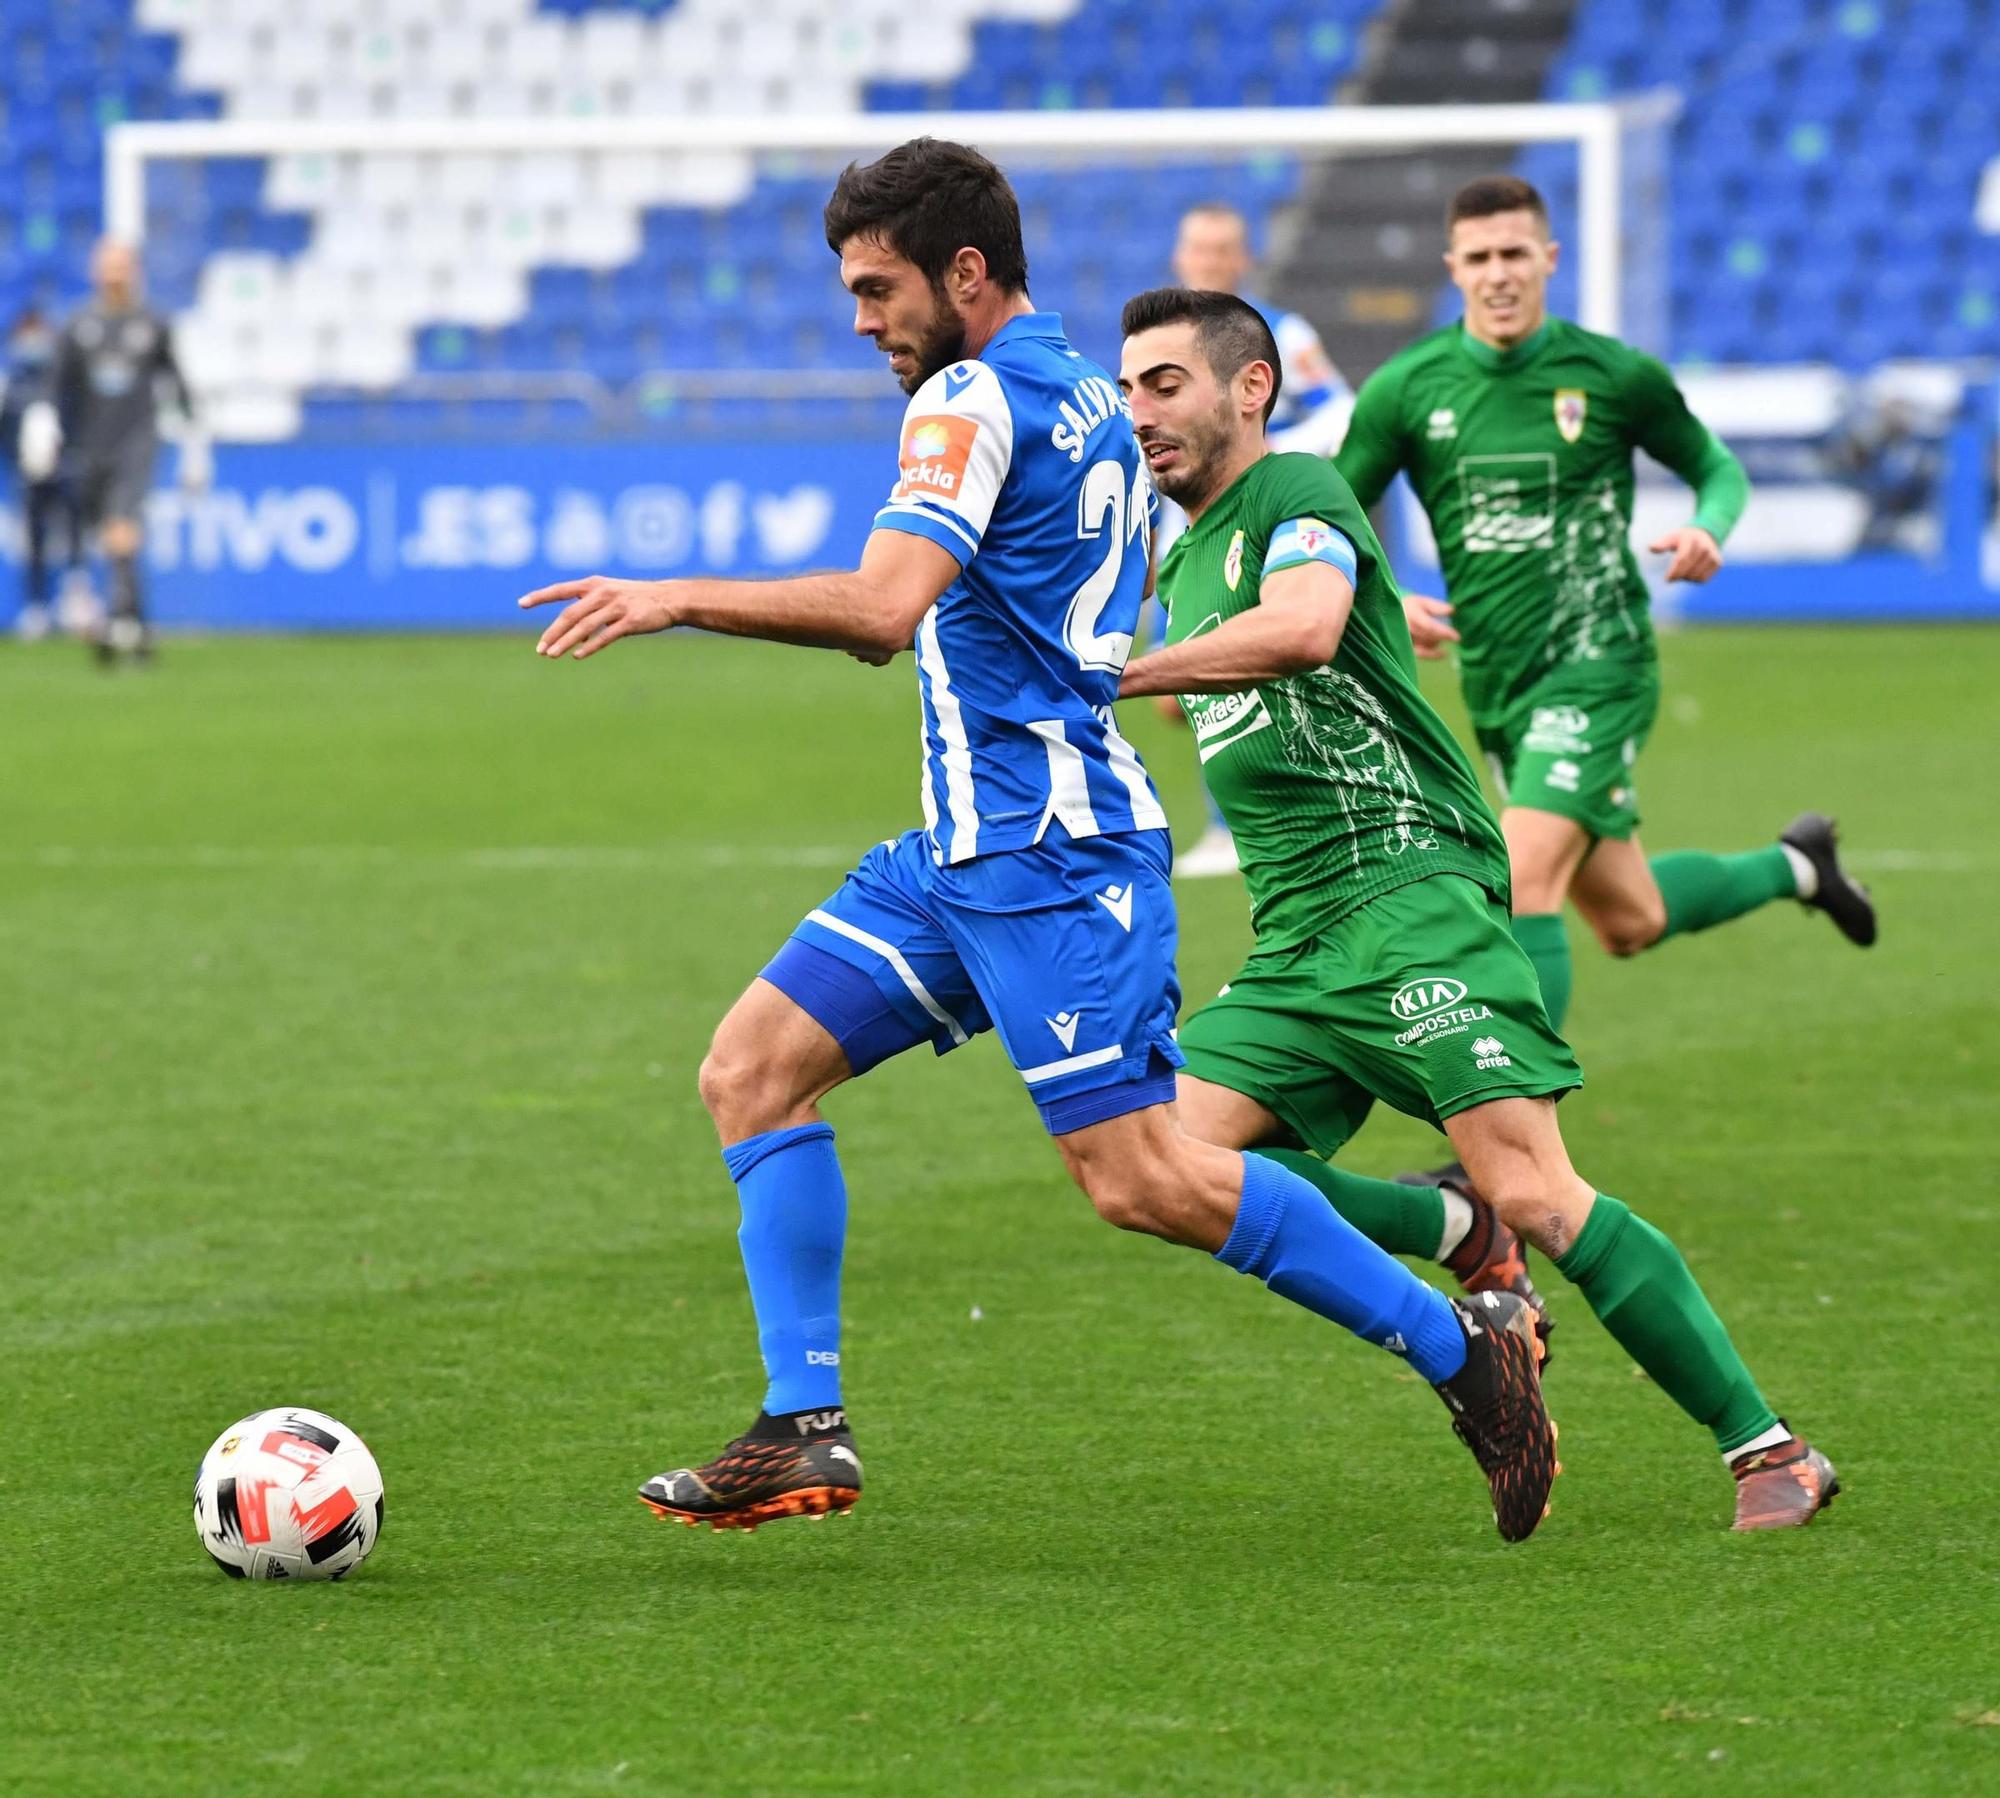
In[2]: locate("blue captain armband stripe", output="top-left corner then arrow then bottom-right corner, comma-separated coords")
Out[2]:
1261,516 -> 1358,583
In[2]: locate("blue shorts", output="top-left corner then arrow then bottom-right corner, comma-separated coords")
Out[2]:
762,828 -> 1184,1136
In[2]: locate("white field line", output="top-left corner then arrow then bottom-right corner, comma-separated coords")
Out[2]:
1,845 -> 1985,875
1844,851 -> 1990,874
4,844 -> 861,872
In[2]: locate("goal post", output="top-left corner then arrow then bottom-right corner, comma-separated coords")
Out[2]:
108,94 -> 1681,349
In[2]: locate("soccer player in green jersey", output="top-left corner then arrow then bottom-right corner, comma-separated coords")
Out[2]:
1335,176 -> 1876,1050
1115,286 -> 1837,1529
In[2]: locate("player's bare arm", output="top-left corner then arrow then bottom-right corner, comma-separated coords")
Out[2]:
1119,560 -> 1353,697
520,527 -> 958,662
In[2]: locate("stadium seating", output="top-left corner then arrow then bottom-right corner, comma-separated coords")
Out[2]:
1548,0 -> 2000,367
1,0 -> 1379,436
3,0 -> 1993,441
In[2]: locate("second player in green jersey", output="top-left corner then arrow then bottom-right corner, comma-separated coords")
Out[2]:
1335,175 -> 1875,1043
1118,286 -> 1837,1530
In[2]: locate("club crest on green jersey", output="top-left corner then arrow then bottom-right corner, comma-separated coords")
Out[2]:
1554,388 -> 1588,443
1223,529 -> 1245,591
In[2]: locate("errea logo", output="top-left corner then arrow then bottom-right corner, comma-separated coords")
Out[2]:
1390,977 -> 1468,1022
1427,408 -> 1458,440
1472,1035 -> 1513,1070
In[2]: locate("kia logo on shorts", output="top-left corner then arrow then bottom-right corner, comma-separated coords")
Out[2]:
1390,977 -> 1469,1021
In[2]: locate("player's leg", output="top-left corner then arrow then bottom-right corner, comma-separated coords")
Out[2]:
953,836 -> 1555,1539
1489,684 -> 1670,1029
1053,1101 -> 1558,1542
1055,1097 -> 1463,1365
1176,985 -> 1482,1270
1500,804 -> 1592,1032
1574,823 -> 1875,954
1442,1094 -> 1837,1529
640,832 -> 989,1530
72,463 -> 112,659
20,478 -> 57,637
1182,884 -> 1557,1340
100,512 -> 148,660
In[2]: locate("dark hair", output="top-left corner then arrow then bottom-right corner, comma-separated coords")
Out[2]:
1119,287 -> 1283,424
823,137 -> 1029,294
1447,174 -> 1550,232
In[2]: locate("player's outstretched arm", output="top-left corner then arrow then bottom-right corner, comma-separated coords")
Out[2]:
1119,562 -> 1354,698
519,529 -> 959,663
1631,352 -> 1748,586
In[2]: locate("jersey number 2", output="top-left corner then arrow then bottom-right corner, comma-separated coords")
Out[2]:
1064,458 -> 1149,673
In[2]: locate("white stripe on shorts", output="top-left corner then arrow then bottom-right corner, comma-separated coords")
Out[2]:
1016,1042 -> 1123,1086
805,907 -> 970,1046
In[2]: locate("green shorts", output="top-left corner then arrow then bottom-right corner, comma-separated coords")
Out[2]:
1475,669 -> 1660,842
1177,874 -> 1583,1158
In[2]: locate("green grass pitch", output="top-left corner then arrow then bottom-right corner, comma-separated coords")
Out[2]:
4,623 -> 1997,1795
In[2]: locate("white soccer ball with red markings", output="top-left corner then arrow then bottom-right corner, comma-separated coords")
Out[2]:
193,1407 -> 384,1582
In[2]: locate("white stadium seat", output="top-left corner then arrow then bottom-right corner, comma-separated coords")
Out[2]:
154,0 -> 1048,431
317,321 -> 414,387
432,262 -> 527,327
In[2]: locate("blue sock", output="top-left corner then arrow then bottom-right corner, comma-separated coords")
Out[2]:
721,1122 -> 847,1415
1216,1152 -> 1467,1383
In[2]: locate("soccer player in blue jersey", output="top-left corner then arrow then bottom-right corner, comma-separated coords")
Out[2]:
521,138 -> 1556,1541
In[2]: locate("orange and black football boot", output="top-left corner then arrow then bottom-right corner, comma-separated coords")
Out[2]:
1439,1176 -> 1554,1369
1731,1429 -> 1840,1531
639,1407 -> 861,1532
1433,1290 -> 1561,1543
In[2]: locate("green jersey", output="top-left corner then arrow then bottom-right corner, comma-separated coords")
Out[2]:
1335,317 -> 1748,732
1157,453 -> 1510,947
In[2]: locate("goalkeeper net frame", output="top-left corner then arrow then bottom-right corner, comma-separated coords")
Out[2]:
105,98 -> 1679,436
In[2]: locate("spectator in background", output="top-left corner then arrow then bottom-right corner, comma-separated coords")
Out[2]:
1150,204 -> 1357,877
2,303 -> 80,641
26,239 -> 208,665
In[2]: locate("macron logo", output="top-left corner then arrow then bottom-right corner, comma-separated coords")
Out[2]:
943,364 -> 978,400
1047,1011 -> 1082,1052
1096,884 -> 1134,931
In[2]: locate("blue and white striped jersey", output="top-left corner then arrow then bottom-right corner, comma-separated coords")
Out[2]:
873,312 -> 1168,866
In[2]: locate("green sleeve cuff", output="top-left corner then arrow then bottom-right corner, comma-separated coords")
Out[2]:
1688,435 -> 1750,544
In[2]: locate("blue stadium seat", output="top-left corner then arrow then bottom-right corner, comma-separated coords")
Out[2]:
1556,0 -> 1998,362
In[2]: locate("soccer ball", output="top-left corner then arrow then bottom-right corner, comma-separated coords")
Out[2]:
192,1407 -> 384,1582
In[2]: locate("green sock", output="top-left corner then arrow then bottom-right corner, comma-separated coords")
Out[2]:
1651,846 -> 1797,942
1254,1148 -> 1444,1260
1509,911 -> 1572,1031
1555,1195 -> 1779,1455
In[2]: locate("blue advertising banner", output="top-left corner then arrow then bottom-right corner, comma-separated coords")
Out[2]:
2,438 -> 889,630
2,386 -> 1996,629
